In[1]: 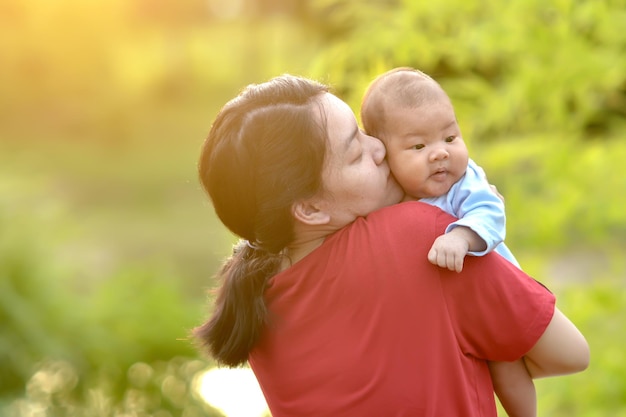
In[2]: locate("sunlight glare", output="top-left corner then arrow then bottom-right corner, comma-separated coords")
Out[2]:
207,0 -> 244,20
196,367 -> 269,417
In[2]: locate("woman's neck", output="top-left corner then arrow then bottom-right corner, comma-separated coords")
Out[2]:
281,234 -> 327,271
281,218 -> 346,270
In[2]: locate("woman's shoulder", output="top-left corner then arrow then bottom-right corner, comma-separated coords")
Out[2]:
356,201 -> 458,237
369,201 -> 456,223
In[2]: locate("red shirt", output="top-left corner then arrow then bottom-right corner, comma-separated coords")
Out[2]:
249,202 -> 555,417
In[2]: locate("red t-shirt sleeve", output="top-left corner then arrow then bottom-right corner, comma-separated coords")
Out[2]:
437,211 -> 555,361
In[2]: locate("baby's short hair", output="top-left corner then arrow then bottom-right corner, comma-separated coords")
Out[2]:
361,67 -> 442,139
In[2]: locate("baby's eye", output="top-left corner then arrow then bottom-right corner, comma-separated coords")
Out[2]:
445,136 -> 456,143
412,144 -> 425,150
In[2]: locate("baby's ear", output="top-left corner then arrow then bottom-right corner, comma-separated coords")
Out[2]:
292,199 -> 331,226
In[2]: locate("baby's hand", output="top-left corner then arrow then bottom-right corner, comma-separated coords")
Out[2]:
428,233 -> 470,273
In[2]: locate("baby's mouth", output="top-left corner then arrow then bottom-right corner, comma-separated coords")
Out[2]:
430,168 -> 448,180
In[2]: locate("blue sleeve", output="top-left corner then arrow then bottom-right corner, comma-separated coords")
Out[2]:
445,159 -> 506,257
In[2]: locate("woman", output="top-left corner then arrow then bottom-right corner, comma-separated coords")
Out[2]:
194,75 -> 589,417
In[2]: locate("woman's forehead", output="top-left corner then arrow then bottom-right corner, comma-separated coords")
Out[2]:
319,93 -> 355,128
319,93 -> 358,148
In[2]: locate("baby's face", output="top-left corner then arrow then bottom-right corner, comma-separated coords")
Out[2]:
381,98 -> 469,200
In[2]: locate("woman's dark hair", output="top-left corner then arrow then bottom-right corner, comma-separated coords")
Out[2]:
193,75 -> 329,366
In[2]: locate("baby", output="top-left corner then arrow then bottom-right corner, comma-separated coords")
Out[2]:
361,67 -> 535,417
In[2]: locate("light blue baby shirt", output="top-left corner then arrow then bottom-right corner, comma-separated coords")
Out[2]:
420,158 -> 521,268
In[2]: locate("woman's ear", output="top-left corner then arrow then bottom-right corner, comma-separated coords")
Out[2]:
292,199 -> 331,225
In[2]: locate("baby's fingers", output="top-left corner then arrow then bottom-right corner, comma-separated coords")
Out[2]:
429,248 -> 458,272
427,247 -> 439,266
443,252 -> 463,273
428,248 -> 448,269
452,255 -> 464,273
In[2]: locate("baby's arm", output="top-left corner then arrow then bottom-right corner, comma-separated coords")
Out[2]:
428,159 -> 507,272
428,226 -> 486,273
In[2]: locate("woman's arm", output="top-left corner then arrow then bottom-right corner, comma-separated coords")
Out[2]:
523,307 -> 590,379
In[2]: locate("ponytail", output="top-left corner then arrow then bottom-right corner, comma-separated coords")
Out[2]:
194,75 -> 328,366
193,240 -> 282,367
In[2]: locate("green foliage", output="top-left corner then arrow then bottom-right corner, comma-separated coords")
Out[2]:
0,200 -> 219,415
3,357 -> 222,417
474,135 -> 626,249
0,200 -> 74,394
309,0 -> 626,142
534,279 -> 626,417
308,0 -> 626,250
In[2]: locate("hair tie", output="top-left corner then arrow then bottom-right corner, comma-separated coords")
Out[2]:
244,239 -> 264,251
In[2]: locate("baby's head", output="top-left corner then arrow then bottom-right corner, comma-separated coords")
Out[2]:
361,68 -> 469,200
361,67 -> 443,141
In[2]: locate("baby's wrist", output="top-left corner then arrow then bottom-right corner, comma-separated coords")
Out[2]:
450,226 -> 485,252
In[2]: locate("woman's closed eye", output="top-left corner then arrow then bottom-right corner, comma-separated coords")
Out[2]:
350,141 -> 363,163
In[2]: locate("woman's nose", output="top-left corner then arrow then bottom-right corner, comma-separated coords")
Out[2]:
366,134 -> 386,165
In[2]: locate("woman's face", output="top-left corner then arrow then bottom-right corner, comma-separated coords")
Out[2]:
315,93 -> 404,227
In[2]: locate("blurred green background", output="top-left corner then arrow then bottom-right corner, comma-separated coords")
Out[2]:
1,0 -> 624,416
